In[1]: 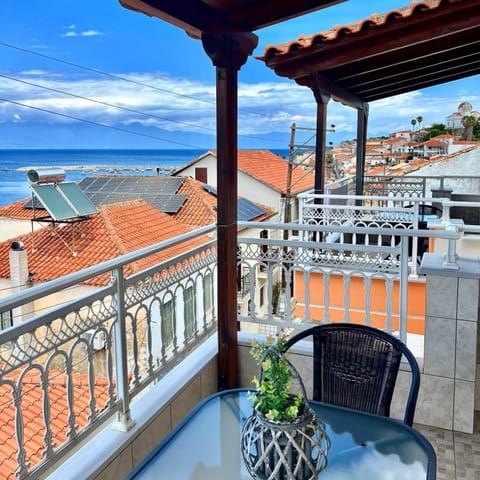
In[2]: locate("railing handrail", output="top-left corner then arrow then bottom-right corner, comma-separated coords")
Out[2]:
0,224 -> 216,313
0,224 -> 218,479
297,192 -> 445,203
238,221 -> 460,240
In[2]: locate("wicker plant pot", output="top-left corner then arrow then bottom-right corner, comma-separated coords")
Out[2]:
241,345 -> 330,480
241,403 -> 330,480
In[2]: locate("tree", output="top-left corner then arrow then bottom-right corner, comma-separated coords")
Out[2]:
462,115 -> 478,141
416,116 -> 423,131
424,123 -> 447,140
410,119 -> 417,130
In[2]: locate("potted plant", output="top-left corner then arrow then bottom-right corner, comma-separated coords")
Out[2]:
247,335 -> 302,421
241,334 -> 330,480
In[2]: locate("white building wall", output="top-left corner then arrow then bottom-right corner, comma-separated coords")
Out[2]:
406,147 -> 480,195
176,153 -> 282,211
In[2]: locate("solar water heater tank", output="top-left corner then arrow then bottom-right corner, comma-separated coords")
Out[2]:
27,168 -> 66,185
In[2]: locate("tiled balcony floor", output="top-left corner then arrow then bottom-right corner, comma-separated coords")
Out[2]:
415,417 -> 480,480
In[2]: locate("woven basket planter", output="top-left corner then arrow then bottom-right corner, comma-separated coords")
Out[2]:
241,403 -> 330,480
241,345 -> 330,480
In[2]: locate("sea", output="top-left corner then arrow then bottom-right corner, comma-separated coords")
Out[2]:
0,148 -> 289,207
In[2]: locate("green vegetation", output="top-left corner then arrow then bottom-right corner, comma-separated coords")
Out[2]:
247,335 -> 303,422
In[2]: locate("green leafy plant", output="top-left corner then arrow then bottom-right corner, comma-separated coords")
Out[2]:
247,335 -> 303,422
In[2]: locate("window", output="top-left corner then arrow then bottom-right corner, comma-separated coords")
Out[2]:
184,285 -> 195,340
1,310 -> 13,331
204,272 -> 213,312
195,167 -> 208,183
161,300 -> 174,348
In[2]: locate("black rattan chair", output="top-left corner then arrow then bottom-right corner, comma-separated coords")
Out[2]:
284,323 -> 420,426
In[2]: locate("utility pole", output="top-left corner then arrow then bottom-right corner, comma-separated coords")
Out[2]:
284,122 -> 336,226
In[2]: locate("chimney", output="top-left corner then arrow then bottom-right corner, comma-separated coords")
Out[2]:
9,241 -> 34,325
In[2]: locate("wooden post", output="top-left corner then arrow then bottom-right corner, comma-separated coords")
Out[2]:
202,31 -> 257,390
311,87 -> 331,196
356,105 -> 369,196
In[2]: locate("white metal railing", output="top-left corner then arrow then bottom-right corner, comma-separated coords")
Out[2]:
297,193 -> 448,276
0,225 -> 217,479
0,216 -> 463,479
440,199 -> 480,227
236,221 -> 459,341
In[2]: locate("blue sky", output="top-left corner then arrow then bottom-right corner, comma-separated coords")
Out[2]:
0,0 -> 478,150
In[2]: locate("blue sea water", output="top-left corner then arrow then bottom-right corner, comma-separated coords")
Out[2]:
0,149 -> 204,206
0,148 -> 290,207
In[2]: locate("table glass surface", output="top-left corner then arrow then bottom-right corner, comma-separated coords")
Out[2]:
127,390 -> 434,479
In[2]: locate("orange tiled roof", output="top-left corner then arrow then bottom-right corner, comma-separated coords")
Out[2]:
174,176 -> 274,227
237,150 -> 314,194
0,369 -> 110,479
175,150 -> 315,195
175,177 -> 218,227
0,199 -> 37,220
0,199 -> 209,286
261,0 -> 452,60
422,139 -> 448,147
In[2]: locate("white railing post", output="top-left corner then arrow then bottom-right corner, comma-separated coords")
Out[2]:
443,224 -> 460,270
399,237 -> 409,342
111,267 -> 136,432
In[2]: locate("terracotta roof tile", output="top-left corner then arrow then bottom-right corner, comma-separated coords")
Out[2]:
260,1 -> 451,60
0,199 -> 209,286
237,150 -> 314,194
0,199 -> 37,220
173,176 -> 275,227
0,370 -> 111,479
175,177 -> 217,227
174,150 -> 314,195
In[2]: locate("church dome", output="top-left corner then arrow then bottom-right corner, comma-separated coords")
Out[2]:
458,101 -> 473,114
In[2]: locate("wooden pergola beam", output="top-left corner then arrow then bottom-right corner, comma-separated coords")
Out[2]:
202,31 -> 258,390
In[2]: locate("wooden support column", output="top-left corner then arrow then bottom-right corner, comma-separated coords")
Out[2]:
355,105 -> 369,196
310,77 -> 331,197
202,31 -> 257,390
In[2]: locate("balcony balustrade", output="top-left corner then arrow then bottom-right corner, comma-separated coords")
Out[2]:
0,193 -> 477,479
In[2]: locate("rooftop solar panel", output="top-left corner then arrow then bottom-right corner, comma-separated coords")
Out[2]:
57,183 -> 97,216
31,183 -> 97,221
203,184 -> 217,196
202,184 -> 266,220
238,198 -> 266,221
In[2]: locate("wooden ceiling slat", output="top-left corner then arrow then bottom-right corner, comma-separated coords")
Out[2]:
262,0 -> 480,104
332,29 -> 480,84
359,67 -> 480,102
119,0 -> 346,38
119,0 -> 241,38
219,0 -> 347,30
337,47 -> 480,93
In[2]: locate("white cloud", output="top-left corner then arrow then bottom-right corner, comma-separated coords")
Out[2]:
0,68 -> 478,147
81,30 -> 102,37
62,26 -> 103,37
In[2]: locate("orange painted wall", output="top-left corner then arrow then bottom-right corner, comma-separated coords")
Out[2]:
294,271 -> 426,334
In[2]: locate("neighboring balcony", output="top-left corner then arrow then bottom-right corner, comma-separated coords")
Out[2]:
0,194 -> 479,479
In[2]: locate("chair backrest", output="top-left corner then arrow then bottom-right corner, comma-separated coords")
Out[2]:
284,323 -> 420,426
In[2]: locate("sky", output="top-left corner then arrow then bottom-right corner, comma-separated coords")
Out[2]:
0,0 -> 478,150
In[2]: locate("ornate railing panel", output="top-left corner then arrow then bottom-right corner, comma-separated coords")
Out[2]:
237,222 -> 410,339
364,176 -> 426,198
0,226 -> 217,479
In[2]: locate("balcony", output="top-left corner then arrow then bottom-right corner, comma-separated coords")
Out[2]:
0,195 -> 479,479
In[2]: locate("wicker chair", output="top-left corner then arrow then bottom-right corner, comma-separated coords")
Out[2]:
284,323 -> 420,426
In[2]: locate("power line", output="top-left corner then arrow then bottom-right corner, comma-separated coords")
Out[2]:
0,41 -> 289,146
0,74 -> 217,133
0,41 -> 216,107
0,97 -> 206,149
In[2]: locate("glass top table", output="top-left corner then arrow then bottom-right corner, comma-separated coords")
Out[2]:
126,389 -> 436,479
